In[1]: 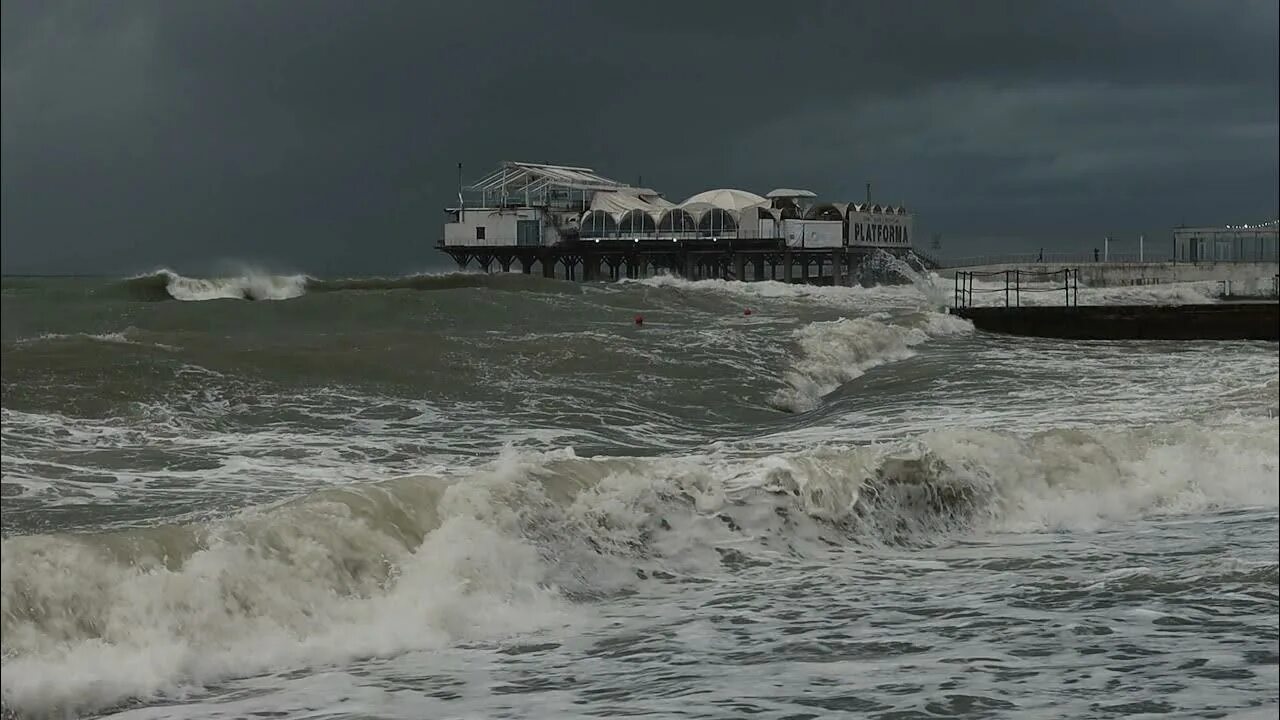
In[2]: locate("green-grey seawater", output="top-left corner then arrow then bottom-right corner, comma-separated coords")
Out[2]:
2,269 -> 1277,719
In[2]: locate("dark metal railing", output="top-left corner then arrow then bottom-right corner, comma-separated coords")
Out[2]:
943,252 -> 1152,268
953,268 -> 1079,308
942,249 -> 1279,268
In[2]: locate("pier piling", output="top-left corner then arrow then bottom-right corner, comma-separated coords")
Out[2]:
442,242 -> 921,286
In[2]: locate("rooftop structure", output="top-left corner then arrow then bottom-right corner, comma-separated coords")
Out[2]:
442,160 -> 913,253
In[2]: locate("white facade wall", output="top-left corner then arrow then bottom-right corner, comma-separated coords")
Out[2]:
782,219 -> 842,248
848,211 -> 913,249
443,208 -> 547,247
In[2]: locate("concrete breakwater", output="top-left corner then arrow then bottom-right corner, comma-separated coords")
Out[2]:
950,303 -> 1279,341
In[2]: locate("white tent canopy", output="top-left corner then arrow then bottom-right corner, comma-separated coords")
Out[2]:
589,187 -> 772,228
765,188 -> 817,199
587,189 -> 675,222
581,187 -> 907,233
682,188 -> 769,214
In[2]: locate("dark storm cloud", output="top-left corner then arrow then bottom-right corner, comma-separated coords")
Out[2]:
2,0 -> 1276,274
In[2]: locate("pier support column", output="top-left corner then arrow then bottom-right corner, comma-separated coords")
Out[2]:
541,257 -> 557,279
684,254 -> 696,279
734,254 -> 746,282
601,257 -> 619,281
520,257 -> 534,274
561,256 -> 578,281
800,255 -> 810,283
831,249 -> 844,286
783,250 -> 793,283
752,257 -> 765,282
582,255 -> 600,282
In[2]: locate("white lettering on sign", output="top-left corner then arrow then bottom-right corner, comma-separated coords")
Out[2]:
848,211 -> 913,247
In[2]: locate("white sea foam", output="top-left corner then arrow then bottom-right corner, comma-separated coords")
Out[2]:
772,312 -> 973,413
15,330 -> 181,351
5,416 -> 1273,717
626,273 -> 933,311
121,268 -> 574,302
161,269 -> 309,301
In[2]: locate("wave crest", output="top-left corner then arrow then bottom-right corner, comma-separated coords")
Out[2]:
119,269 -> 309,301
772,312 -> 973,412
2,417 -> 1275,716
115,269 -> 574,302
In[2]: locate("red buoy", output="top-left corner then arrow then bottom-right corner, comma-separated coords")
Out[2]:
743,308 -> 753,316
634,314 -> 644,326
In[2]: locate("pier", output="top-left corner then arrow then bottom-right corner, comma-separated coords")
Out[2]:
437,161 -> 931,284
949,269 -> 1280,341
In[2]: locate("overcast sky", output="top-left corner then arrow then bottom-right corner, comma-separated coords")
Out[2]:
3,0 -> 1277,275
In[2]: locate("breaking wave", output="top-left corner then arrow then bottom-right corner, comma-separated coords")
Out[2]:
117,269 -> 309,302
115,269 -> 570,302
629,263 -> 949,310
3,417 -> 1274,718
773,312 -> 973,412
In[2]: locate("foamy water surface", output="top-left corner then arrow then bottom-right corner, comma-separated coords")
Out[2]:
1,269 -> 1276,719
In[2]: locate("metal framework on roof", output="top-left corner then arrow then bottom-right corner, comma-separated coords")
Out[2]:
465,161 -> 633,209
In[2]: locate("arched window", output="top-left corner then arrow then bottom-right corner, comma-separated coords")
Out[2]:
658,209 -> 697,234
696,208 -> 738,235
618,209 -> 657,235
580,210 -> 617,238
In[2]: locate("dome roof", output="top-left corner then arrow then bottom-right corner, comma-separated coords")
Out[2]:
765,188 -> 817,199
681,188 -> 768,213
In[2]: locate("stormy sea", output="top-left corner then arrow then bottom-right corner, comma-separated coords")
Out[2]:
1,265 -> 1277,719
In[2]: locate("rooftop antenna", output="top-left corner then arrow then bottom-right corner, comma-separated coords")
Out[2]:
457,162 -> 464,220
865,182 -> 872,204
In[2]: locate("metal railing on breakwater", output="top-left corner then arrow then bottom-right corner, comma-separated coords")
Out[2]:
943,252 -> 1151,268
953,269 -> 1079,309
941,251 -> 1280,268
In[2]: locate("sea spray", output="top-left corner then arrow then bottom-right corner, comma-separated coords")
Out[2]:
865,248 -> 952,308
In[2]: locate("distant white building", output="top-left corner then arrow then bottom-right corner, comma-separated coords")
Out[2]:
441,161 -> 912,251
1173,220 -> 1278,262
